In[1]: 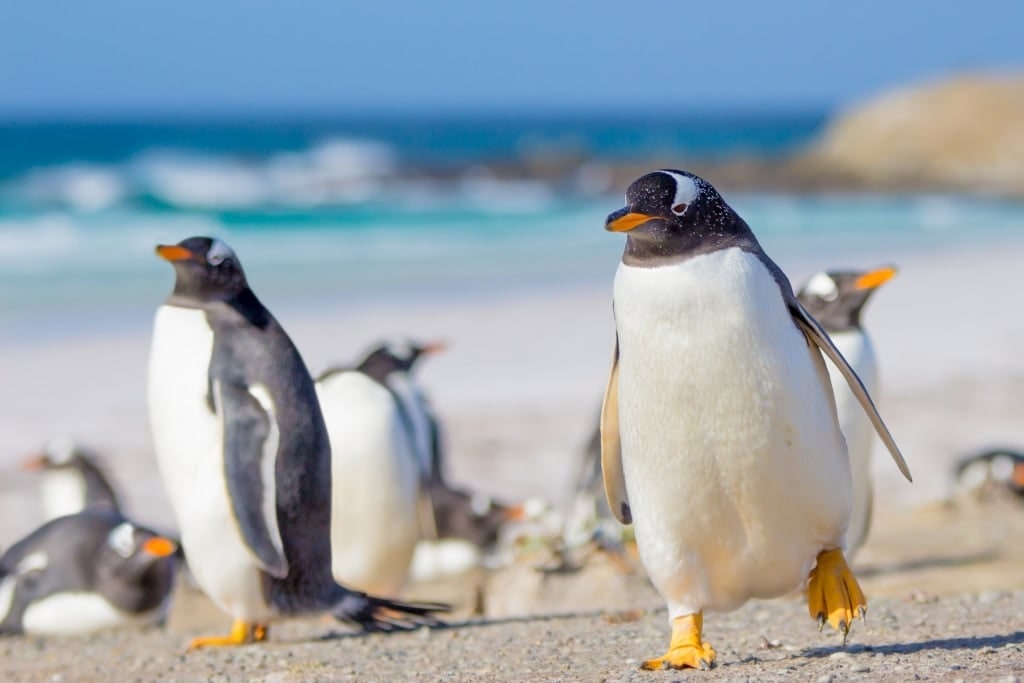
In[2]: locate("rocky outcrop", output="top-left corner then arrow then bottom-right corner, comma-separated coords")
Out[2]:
806,74 -> 1024,194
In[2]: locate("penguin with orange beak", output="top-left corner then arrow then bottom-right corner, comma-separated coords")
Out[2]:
148,237 -> 445,649
600,170 -> 911,670
0,508 -> 179,635
797,267 -> 897,557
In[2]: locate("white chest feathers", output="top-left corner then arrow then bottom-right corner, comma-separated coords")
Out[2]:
612,248 -> 851,617
21,593 -> 165,636
39,469 -> 87,520
147,304 -> 273,622
317,371 -> 422,596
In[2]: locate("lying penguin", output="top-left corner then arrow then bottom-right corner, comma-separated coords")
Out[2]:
601,170 -> 911,670
797,266 -> 897,557
954,448 -> 1024,499
22,437 -> 121,520
0,508 -> 179,636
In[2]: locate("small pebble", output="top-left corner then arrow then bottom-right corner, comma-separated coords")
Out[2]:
829,651 -> 850,660
850,664 -> 870,673
815,674 -> 833,683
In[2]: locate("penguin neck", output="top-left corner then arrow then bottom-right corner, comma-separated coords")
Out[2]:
622,214 -> 762,268
166,288 -> 271,330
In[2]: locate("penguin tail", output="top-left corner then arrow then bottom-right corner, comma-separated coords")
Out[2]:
331,589 -> 449,632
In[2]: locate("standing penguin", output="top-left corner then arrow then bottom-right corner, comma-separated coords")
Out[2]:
797,267 -> 896,557
601,171 -> 911,670
21,437 -> 121,520
0,508 -> 178,635
315,342 -> 441,595
148,237 -> 443,649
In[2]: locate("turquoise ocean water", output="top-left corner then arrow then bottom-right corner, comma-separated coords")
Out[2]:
1,116 -> 1022,338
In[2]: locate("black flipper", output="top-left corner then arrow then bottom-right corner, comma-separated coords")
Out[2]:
216,380 -> 289,579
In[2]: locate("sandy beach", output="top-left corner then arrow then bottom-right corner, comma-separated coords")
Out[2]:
1,234 -> 1024,680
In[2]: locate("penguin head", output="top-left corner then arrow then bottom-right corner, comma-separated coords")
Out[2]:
21,436 -> 85,472
605,169 -> 742,243
99,521 -> 180,582
797,267 -> 897,332
357,339 -> 446,379
155,236 -> 248,303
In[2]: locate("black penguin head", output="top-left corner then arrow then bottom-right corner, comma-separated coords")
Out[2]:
21,436 -> 87,472
606,169 -> 740,234
605,170 -> 752,263
98,521 -> 180,582
357,339 -> 446,381
797,267 -> 897,332
155,236 -> 248,303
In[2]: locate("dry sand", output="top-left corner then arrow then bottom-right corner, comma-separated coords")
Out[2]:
1,237 -> 1023,679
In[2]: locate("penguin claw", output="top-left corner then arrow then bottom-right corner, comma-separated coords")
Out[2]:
640,612 -> 717,671
185,620 -> 265,651
806,549 -> 867,641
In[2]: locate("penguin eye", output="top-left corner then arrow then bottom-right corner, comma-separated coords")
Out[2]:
671,203 -> 688,216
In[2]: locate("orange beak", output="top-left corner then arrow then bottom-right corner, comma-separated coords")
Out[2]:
419,340 -> 448,355
855,266 -> 897,291
21,453 -> 49,471
142,537 -> 178,558
155,245 -> 195,262
606,212 -> 655,233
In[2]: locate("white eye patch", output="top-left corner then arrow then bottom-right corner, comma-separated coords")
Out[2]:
658,171 -> 698,214
387,340 -> 415,362
207,239 -> 235,266
107,522 -> 137,558
804,272 -> 839,302
45,436 -> 75,465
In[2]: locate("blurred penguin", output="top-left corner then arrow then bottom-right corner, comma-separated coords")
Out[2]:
564,411 -> 628,549
21,437 -> 121,521
954,448 -> 1024,499
0,508 -> 179,636
315,341 -> 440,595
797,266 -> 897,557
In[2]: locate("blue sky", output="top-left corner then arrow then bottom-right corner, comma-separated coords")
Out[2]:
1,0 -> 1021,116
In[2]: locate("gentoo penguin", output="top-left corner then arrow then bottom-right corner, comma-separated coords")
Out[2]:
22,437 -> 121,520
797,267 -> 897,557
0,508 -> 178,635
954,448 -> 1024,498
314,342 -> 441,595
601,170 -> 911,670
319,340 -> 522,584
148,236 -> 444,649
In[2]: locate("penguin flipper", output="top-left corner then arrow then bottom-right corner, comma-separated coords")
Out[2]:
601,337 -> 632,524
216,381 -> 290,578
789,302 -> 913,482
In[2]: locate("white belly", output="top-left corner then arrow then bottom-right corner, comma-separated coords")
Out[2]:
147,305 -> 272,622
21,592 -> 166,636
318,372 -> 421,596
613,249 -> 851,618
827,330 -> 877,556
39,469 -> 87,520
